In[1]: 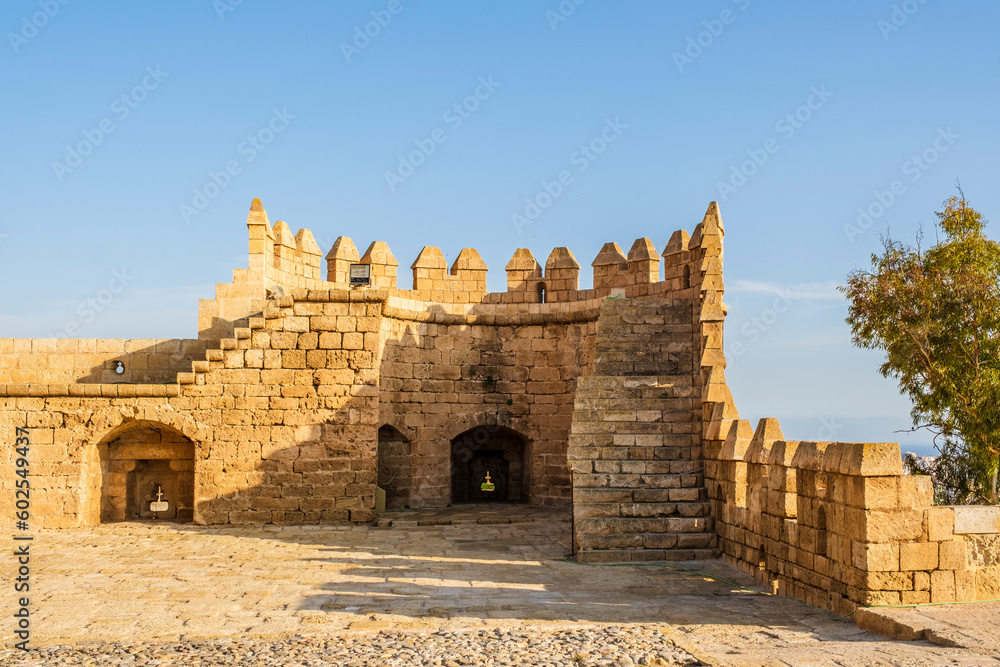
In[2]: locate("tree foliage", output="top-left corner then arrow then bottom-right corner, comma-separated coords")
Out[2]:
841,194 -> 1000,504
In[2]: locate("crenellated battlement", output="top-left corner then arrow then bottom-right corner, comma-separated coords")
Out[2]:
232,197 -> 722,306
196,197 -> 724,341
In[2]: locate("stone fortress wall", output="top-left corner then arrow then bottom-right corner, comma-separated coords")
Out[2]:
0,198 -> 996,618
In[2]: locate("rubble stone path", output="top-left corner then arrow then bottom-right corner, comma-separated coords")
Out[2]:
2,507 -> 999,666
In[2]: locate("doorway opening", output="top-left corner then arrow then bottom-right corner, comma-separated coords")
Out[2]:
99,422 -> 195,523
377,424 -> 411,509
450,426 -> 527,503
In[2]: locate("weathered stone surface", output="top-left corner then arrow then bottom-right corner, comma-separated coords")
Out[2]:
953,506 -> 1000,535
3,198 -> 999,628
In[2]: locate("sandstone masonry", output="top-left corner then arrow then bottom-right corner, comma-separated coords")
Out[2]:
1,198 -> 997,618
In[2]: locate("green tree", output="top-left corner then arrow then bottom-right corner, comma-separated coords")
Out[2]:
841,193 -> 1000,504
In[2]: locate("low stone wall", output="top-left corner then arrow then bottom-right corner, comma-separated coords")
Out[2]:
0,338 -> 206,384
704,412 -> 1000,614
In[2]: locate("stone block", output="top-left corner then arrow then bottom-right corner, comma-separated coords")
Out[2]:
852,542 -> 899,572
925,507 -> 954,542
955,569 -> 976,601
835,442 -> 902,477
930,570 -> 956,603
865,571 -> 913,591
847,476 -> 898,509
863,509 -> 924,543
281,350 -> 306,369
900,590 -> 930,605
953,506 -> 1000,534
342,332 -> 364,350
899,542 -> 938,571
938,540 -> 967,570
898,475 -> 933,508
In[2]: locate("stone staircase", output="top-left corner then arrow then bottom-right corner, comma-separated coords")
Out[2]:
568,297 -> 716,562
178,299 -> 275,387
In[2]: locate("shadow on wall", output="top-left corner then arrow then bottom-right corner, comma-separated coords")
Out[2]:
90,418 -> 532,526
84,393 -> 379,527
192,405 -> 380,525
77,340 -> 208,384
378,306 -> 577,509
0,339 -> 210,385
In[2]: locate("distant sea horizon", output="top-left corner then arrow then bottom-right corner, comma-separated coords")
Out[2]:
900,444 -> 939,458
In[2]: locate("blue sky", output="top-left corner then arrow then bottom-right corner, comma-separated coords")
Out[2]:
2,1 -> 997,455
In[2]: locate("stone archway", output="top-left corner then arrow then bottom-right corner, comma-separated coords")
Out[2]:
450,426 -> 527,503
98,421 -> 196,523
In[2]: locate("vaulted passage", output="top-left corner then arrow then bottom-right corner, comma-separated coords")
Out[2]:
450,426 -> 527,503
99,422 -> 195,523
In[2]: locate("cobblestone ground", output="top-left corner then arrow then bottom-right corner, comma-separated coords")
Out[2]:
2,508 -> 999,666
2,627 -> 703,666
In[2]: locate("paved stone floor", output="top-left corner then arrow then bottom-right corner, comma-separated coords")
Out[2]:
3,506 -> 999,665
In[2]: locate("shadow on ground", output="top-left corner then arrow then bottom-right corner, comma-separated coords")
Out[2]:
157,506 -> 855,631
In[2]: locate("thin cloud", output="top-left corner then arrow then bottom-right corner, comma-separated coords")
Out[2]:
729,279 -> 843,301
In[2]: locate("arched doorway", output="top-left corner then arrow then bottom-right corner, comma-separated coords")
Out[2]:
377,424 -> 411,509
99,421 -> 195,523
450,426 -> 527,503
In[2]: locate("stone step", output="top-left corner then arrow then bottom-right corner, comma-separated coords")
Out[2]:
573,393 -> 698,408
593,353 -> 690,369
573,482 -> 706,501
594,331 -> 690,345
569,460 -> 704,475
572,472 -> 705,489
576,375 -> 694,390
573,501 -> 712,519
576,530 -> 716,551
569,413 -> 698,429
593,361 -> 693,377
569,421 -> 699,436
571,397 -> 695,412
571,297 -> 710,563
567,446 -> 701,464
575,547 -> 717,563
574,515 -> 712,535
